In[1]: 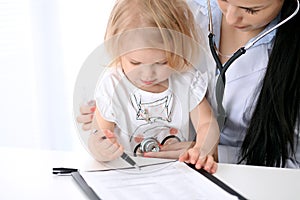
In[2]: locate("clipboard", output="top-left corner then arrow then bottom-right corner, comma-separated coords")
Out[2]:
186,163 -> 247,200
71,162 -> 248,200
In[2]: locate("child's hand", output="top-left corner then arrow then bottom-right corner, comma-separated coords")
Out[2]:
88,129 -> 124,162
179,147 -> 217,174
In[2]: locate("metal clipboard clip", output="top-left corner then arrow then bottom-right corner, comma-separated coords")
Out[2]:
52,167 -> 78,175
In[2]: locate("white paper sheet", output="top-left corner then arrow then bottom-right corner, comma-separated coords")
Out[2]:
80,161 -> 238,200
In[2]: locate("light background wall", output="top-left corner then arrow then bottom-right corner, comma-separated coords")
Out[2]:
0,0 -> 115,151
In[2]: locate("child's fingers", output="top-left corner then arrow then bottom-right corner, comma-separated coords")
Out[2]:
91,130 -> 118,149
99,134 -> 123,159
178,151 -> 190,162
205,159 -> 218,174
110,145 -> 124,158
103,129 -> 116,139
210,162 -> 218,174
196,155 -> 218,174
194,156 -> 207,169
105,141 -> 120,154
100,129 -> 118,143
203,155 -> 215,172
99,142 -> 123,160
189,149 -> 201,165
100,138 -> 116,150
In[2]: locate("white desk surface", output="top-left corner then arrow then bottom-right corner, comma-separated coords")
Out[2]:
0,147 -> 299,200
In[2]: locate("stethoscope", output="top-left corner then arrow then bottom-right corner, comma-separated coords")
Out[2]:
207,0 -> 300,129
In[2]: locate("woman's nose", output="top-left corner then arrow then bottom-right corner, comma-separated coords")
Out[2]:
224,5 -> 242,26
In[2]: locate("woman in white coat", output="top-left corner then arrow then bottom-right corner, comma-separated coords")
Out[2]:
187,0 -> 300,168
77,0 -> 300,168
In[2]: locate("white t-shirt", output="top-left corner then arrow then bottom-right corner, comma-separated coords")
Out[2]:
95,66 -> 208,154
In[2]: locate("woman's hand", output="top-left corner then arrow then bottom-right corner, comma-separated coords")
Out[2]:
143,141 -> 195,159
88,129 -> 123,162
77,100 -> 96,131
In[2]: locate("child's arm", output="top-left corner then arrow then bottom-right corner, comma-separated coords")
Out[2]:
87,108 -> 124,162
179,98 -> 219,173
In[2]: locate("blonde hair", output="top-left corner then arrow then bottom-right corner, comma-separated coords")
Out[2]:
104,0 -> 202,72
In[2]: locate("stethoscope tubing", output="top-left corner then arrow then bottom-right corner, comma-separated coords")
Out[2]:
207,0 -> 299,128
245,0 -> 300,50
208,0 -> 300,76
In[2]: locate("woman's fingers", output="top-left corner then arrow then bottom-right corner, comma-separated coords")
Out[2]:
80,104 -> 96,114
76,112 -> 94,131
76,113 -> 94,123
76,102 -> 96,130
76,113 -> 93,131
80,100 -> 96,113
81,122 -> 92,131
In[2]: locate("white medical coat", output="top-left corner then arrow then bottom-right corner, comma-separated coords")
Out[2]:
189,0 -> 300,167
